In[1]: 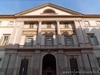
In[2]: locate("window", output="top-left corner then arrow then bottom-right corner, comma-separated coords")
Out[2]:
84,21 -> 89,26
1,35 -> 10,45
65,36 -> 73,46
25,37 -> 33,46
43,9 -> 56,13
64,23 -> 70,28
87,34 -> 99,46
0,21 -> 2,25
70,58 -> 79,75
8,21 -> 14,25
19,59 -> 29,75
29,23 -> 34,28
45,36 -> 53,46
96,21 -> 100,26
47,23 -> 51,28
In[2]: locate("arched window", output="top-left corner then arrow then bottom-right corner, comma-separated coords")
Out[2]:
43,9 -> 56,14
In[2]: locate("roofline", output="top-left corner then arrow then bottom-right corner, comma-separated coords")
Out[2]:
0,15 -> 100,18
14,3 -> 83,16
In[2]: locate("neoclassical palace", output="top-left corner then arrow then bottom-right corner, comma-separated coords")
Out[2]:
0,3 -> 100,75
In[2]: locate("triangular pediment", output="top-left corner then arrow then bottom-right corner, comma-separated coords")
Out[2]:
15,3 -> 83,16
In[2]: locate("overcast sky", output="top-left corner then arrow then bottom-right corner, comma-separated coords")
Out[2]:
0,0 -> 100,15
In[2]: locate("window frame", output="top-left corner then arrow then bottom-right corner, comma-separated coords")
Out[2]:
25,36 -> 34,46
47,23 -> 52,28
87,34 -> 99,46
64,36 -> 73,46
84,21 -> 90,26
96,21 -> 100,26
8,21 -> 14,25
1,34 -> 10,45
45,36 -> 53,46
0,21 -> 2,25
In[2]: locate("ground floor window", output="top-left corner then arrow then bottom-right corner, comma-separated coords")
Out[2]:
19,59 -> 29,75
70,58 -> 79,75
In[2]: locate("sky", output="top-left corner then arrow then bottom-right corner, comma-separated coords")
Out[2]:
0,0 -> 100,15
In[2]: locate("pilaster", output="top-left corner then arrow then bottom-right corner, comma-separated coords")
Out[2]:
37,21 -> 42,47
56,21 -> 62,46
81,51 -> 93,75
79,20 -> 90,46
58,50 -> 66,75
33,50 -> 41,75
74,20 -> 84,47
9,22 -> 18,45
15,21 -> 24,45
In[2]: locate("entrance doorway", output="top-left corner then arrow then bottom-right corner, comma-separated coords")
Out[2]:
42,54 -> 56,75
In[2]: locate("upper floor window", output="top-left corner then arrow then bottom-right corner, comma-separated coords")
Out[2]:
45,36 -> 53,46
96,21 -> 100,26
8,21 -> 14,25
29,23 -> 34,28
25,36 -> 33,46
64,36 -> 73,46
0,35 -> 10,45
64,23 -> 70,28
0,21 -> 2,25
47,23 -> 51,28
84,21 -> 89,26
87,34 -> 99,46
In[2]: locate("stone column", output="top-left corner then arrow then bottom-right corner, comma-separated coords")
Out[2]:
33,50 -> 40,75
37,21 -> 42,47
56,21 -> 62,47
79,20 -> 90,46
74,20 -> 84,47
58,50 -> 66,75
88,53 -> 99,75
15,21 -> 24,45
9,22 -> 18,45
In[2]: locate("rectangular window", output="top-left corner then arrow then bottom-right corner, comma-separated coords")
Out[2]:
19,59 -> 29,75
87,34 -> 99,46
65,36 -> 73,46
64,23 -> 69,28
0,21 -> 2,25
29,23 -> 34,28
84,21 -> 89,26
47,23 -> 51,28
70,59 -> 79,75
25,37 -> 33,46
45,36 -> 53,46
1,35 -> 10,45
96,21 -> 100,26
8,21 -> 14,25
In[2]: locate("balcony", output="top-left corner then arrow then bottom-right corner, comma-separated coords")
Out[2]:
0,44 -> 93,50
18,45 -> 81,50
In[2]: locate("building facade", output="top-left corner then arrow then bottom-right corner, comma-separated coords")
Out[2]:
0,3 -> 100,75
